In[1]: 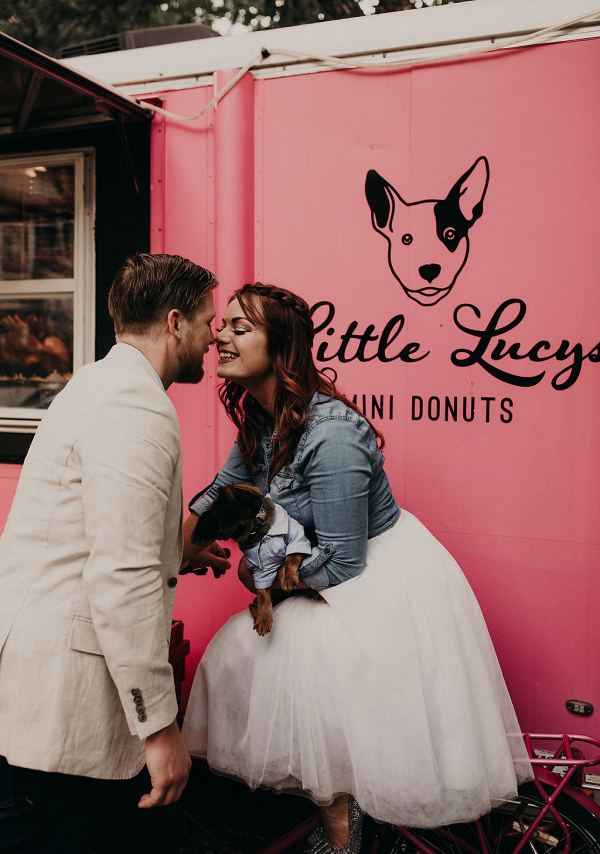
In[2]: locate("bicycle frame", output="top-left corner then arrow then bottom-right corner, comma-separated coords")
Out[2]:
395,735 -> 600,854
257,733 -> 600,854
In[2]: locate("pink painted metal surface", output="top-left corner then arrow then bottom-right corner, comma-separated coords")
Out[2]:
247,38 -> 599,736
1,34 -> 598,731
147,84 -> 252,706
166,37 -> 599,727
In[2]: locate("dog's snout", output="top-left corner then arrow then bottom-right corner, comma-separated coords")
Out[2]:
418,264 -> 441,283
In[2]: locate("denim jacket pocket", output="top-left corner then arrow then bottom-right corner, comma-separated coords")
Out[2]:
271,474 -> 293,493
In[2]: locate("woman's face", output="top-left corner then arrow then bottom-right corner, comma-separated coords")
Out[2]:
216,298 -> 275,389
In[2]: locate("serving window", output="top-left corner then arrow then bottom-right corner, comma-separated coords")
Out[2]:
0,149 -> 94,431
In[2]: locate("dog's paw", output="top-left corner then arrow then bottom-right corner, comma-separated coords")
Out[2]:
280,572 -> 299,592
253,614 -> 273,636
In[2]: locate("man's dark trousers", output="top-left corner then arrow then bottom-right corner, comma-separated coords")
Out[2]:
0,756 -> 181,854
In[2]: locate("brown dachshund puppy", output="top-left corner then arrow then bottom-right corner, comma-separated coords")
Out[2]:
192,483 -> 319,636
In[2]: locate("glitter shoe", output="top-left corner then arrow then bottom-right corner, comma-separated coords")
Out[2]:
307,796 -> 364,854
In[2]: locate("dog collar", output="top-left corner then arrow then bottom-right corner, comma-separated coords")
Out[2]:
238,497 -> 272,547
248,497 -> 272,539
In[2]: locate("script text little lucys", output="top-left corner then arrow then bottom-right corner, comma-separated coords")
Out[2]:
310,299 -> 599,391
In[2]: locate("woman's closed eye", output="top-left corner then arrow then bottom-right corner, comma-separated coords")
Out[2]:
219,317 -> 255,332
217,325 -> 247,335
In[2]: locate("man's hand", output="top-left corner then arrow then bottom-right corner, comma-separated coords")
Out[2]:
180,541 -> 231,579
181,513 -> 231,577
139,719 -> 191,808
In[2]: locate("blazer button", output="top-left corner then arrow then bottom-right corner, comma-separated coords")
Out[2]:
138,713 -> 147,722
131,689 -> 141,697
168,577 -> 178,588
134,697 -> 144,707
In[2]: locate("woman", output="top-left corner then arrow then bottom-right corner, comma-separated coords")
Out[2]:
181,283 -> 532,852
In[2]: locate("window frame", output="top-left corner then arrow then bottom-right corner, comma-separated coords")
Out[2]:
0,147 -> 95,432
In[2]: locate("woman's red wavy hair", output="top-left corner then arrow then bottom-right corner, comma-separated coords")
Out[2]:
219,283 -> 384,478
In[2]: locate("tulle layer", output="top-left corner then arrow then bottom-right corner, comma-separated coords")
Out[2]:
182,511 -> 532,827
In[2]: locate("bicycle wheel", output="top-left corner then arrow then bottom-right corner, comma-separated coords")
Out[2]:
377,783 -> 600,854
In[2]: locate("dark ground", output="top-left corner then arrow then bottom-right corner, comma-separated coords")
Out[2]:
178,759 -> 317,854
88,757 -> 316,854
88,757 -> 317,854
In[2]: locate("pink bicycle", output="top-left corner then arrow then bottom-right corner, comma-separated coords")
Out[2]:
260,734 -> 600,854
376,735 -> 600,854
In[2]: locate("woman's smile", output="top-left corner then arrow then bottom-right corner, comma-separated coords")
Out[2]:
215,298 -> 276,407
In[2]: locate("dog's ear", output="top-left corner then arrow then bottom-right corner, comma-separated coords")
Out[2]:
220,483 -> 262,514
446,156 -> 489,225
366,170 -> 401,235
191,509 -> 216,546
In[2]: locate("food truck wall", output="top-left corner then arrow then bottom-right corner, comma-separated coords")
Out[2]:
154,32 -> 600,731
2,0 -> 599,734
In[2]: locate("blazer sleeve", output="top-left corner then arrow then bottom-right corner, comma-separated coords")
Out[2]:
76,389 -> 180,739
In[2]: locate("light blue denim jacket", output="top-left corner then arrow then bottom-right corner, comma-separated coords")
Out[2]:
189,393 -> 401,590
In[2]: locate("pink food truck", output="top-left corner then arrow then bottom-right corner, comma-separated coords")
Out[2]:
1,0 -> 599,777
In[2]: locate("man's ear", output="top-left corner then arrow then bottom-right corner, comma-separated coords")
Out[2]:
167,308 -> 182,340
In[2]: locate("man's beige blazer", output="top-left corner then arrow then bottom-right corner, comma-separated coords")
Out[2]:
0,344 -> 182,779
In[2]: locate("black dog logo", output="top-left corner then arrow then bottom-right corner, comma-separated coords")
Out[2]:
365,157 -> 489,306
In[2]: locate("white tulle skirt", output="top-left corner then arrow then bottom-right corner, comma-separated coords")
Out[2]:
182,511 -> 532,827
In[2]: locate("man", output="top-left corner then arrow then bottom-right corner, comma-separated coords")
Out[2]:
0,254 -> 230,853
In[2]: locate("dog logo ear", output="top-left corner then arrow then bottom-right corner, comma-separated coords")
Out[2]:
366,170 -> 401,234
447,156 -> 489,225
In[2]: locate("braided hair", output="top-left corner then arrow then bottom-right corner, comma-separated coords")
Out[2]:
219,283 -> 385,478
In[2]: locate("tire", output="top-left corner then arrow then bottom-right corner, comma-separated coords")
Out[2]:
377,782 -> 600,854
